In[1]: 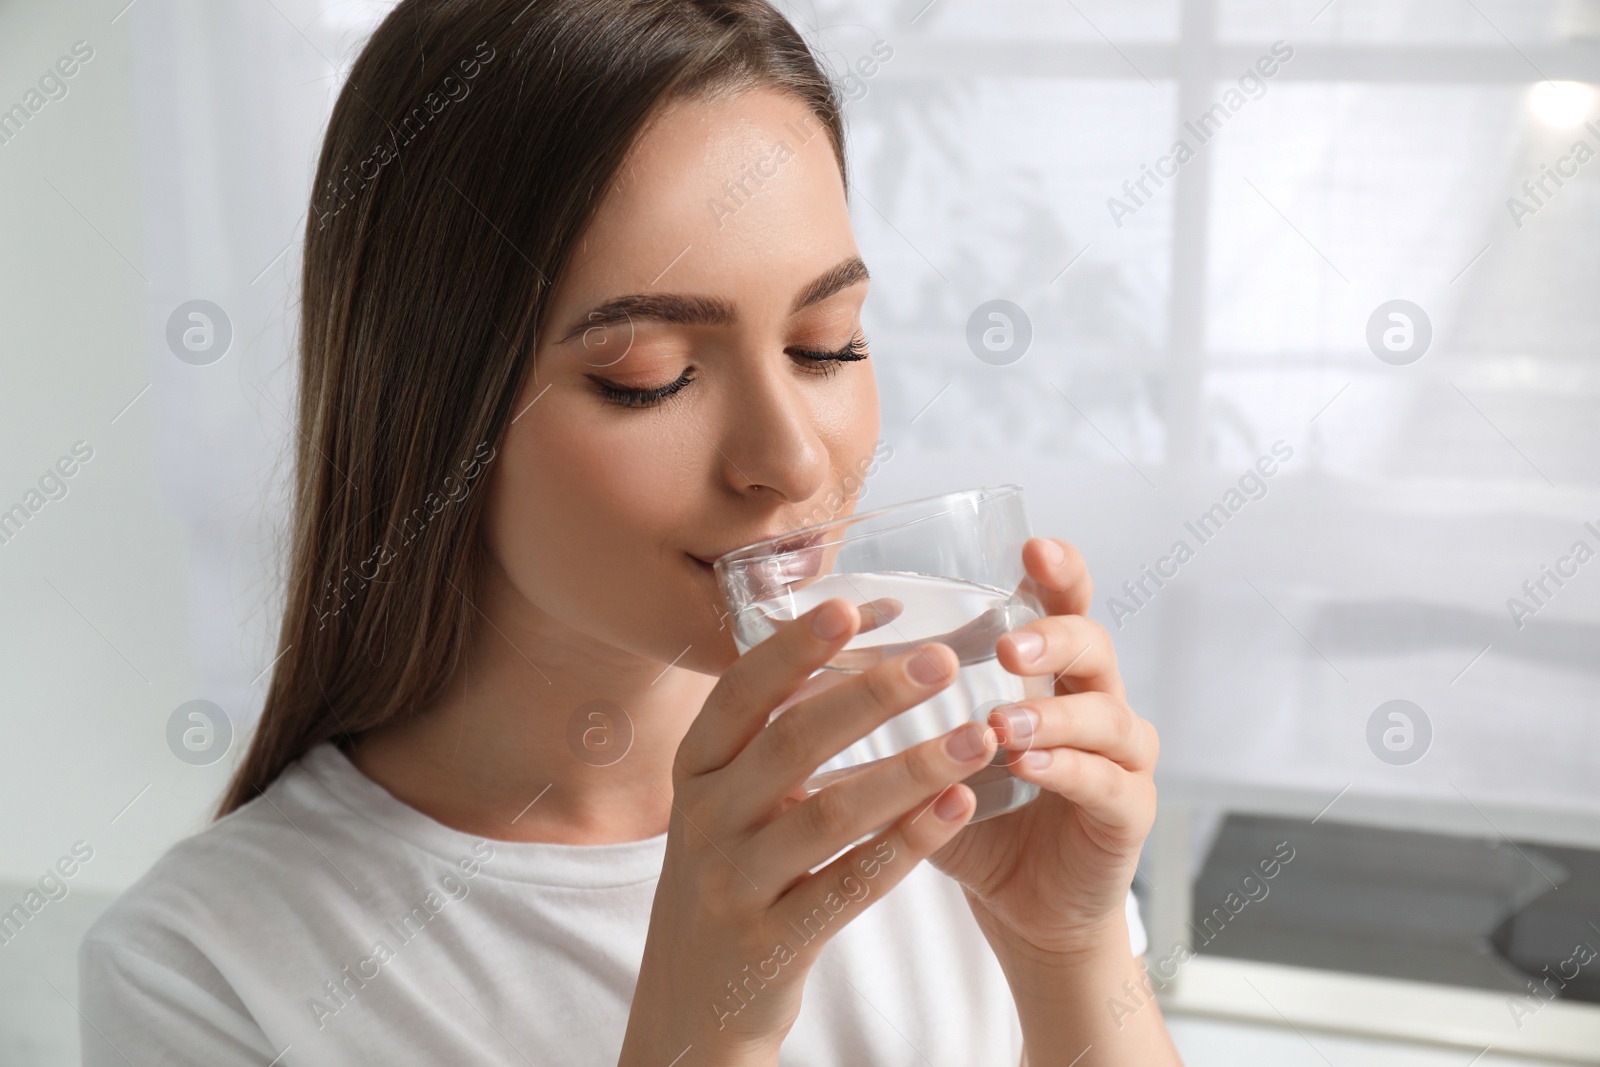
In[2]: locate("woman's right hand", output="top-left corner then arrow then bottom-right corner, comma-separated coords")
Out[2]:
618,597 -> 998,1066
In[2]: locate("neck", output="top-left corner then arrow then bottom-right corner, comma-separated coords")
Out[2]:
347,572 -> 720,845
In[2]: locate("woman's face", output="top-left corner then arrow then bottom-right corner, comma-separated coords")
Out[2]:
483,87 -> 880,675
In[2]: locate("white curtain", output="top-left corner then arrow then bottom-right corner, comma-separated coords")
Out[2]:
138,0 -> 1600,833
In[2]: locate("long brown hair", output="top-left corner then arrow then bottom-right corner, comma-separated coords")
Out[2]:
219,0 -> 847,816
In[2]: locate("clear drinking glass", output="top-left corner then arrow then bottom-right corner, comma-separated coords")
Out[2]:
714,484 -> 1051,825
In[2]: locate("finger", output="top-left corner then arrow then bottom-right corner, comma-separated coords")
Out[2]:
995,613 -> 1124,701
754,596 -> 901,637
1019,537 -> 1093,617
677,597 -> 860,779
857,596 -> 903,633
771,779 -> 979,963
730,641 -> 961,812
749,720 -> 998,877
1010,747 -> 1156,846
987,692 -> 1157,772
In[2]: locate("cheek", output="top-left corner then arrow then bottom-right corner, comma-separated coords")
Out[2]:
481,407 -> 714,649
822,365 -> 880,469
502,418 -> 675,565
542,417 -> 681,519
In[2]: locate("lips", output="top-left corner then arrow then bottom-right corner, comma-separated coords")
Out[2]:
690,530 -> 830,606
694,530 -> 825,569
768,531 -> 825,557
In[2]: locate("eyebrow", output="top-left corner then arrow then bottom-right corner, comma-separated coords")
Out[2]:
556,255 -> 869,345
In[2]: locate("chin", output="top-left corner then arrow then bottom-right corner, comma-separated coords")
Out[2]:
644,553 -> 740,675
672,630 -> 741,676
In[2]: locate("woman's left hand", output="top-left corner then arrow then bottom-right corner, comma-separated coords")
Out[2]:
927,536 -> 1159,958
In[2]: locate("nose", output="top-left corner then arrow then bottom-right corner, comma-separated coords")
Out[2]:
715,357 -> 829,503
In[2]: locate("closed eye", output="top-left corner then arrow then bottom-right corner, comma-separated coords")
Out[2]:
786,332 -> 870,369
589,332 -> 869,409
587,369 -> 695,409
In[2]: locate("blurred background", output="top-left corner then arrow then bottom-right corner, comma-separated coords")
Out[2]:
2,0 -> 1597,1063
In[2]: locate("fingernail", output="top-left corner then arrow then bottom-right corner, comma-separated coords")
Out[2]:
1007,631 -> 1044,664
1041,539 -> 1065,566
908,647 -> 950,686
997,704 -> 1036,746
945,722 -> 987,761
812,601 -> 850,640
1024,749 -> 1052,770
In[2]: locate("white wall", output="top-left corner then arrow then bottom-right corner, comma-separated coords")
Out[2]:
0,1 -> 221,896
3,0 -> 381,897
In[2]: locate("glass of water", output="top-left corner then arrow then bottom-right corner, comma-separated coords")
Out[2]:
713,484 -> 1051,824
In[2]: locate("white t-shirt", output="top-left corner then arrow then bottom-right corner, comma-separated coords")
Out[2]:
79,742 -> 1146,1066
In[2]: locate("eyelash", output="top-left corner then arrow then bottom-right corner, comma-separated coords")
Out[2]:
589,333 -> 870,410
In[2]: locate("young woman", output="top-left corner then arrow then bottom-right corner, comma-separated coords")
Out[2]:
80,1 -> 1180,1064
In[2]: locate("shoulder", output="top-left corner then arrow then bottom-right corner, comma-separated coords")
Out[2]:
76,761 -> 348,1065
81,749 -> 361,977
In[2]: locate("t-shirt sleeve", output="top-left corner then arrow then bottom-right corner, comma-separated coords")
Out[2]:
78,938 -> 280,1067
